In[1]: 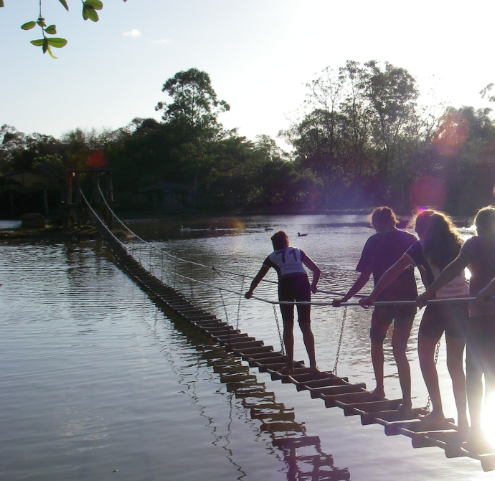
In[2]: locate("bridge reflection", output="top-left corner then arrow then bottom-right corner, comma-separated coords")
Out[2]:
166,310 -> 350,481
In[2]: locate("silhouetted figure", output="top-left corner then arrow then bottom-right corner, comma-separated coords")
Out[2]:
360,210 -> 468,433
333,207 -> 417,411
418,206 -> 495,445
245,231 -> 321,373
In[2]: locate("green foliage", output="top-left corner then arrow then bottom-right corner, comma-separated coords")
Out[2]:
21,21 -> 36,30
5,66 -> 495,216
156,68 -> 230,142
18,0 -> 127,57
82,0 -> 103,22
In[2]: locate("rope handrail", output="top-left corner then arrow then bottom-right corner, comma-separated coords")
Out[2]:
95,186 -> 375,296
81,189 -> 495,307
80,190 -> 127,247
89,187 -> 489,309
96,185 -> 279,286
340,296 -> 486,307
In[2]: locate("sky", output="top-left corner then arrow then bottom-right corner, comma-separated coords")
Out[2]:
2,0 -> 495,151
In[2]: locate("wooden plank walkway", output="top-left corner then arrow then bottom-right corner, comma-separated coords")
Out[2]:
90,211 -> 495,472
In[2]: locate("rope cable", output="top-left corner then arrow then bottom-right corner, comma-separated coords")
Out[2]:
333,307 -> 347,376
272,304 -> 285,354
90,188 -> 491,309
425,339 -> 442,411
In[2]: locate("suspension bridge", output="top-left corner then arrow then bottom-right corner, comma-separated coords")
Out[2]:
78,185 -> 495,473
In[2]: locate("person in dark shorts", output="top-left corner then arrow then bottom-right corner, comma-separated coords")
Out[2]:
333,207 -> 417,411
418,206 -> 495,444
360,210 -> 468,433
245,231 -> 321,374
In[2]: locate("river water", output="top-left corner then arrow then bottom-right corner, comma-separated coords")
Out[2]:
0,214 -> 491,480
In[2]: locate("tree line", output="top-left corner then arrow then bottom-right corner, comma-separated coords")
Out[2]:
2,63 -> 495,218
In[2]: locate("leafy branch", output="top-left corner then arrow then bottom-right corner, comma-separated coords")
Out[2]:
0,0 -> 127,58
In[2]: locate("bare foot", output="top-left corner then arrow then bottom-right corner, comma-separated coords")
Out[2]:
419,411 -> 446,428
309,365 -> 320,374
465,428 -> 485,445
463,429 -> 492,453
371,387 -> 385,399
280,365 -> 294,375
397,402 -> 412,417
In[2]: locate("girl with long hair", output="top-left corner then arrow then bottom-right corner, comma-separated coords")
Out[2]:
360,210 -> 469,434
418,206 -> 495,444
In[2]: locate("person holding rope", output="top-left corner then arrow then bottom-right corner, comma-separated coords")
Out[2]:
417,206 -> 495,445
245,231 -> 321,374
333,206 -> 417,411
360,210 -> 469,434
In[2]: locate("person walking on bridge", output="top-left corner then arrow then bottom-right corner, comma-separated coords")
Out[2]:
333,206 -> 417,412
360,210 -> 469,434
417,206 -> 495,444
245,230 -> 321,374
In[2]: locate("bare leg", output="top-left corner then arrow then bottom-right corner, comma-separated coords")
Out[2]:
466,344 -> 484,437
299,321 -> 317,370
418,332 -> 445,421
391,322 -> 412,411
282,320 -> 295,373
280,304 -> 295,373
393,345 -> 412,411
371,339 -> 385,398
445,336 -> 468,436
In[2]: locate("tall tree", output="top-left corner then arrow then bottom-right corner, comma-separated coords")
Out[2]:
362,60 -> 419,201
155,68 -> 230,142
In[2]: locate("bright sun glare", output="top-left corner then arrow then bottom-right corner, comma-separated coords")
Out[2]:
481,391 -> 495,447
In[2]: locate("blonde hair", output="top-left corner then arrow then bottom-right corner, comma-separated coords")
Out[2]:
412,209 -> 462,269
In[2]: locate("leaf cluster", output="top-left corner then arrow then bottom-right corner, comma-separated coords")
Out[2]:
10,0 -> 127,58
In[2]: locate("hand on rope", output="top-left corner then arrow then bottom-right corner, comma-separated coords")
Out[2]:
358,296 -> 374,309
332,298 -> 345,308
415,292 -> 430,309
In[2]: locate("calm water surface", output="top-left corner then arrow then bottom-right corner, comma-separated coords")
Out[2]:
0,215 -> 489,480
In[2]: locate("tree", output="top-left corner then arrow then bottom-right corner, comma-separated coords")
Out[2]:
362,61 -> 418,176
155,68 -> 230,142
2,0 -> 127,58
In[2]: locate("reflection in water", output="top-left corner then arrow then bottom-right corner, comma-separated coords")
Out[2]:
149,303 -> 350,481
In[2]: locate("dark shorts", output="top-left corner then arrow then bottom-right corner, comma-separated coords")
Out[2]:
278,273 -> 311,324
419,302 -> 468,340
465,314 -> 495,380
370,304 -> 416,350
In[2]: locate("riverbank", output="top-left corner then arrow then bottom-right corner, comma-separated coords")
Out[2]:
0,224 -> 133,242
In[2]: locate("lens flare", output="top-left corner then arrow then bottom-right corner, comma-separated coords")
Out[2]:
481,391 -> 495,448
433,111 -> 469,156
408,176 -> 446,210
88,151 -> 107,168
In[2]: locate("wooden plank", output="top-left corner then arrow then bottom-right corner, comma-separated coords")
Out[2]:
309,383 -> 367,399
234,345 -> 274,356
361,407 -> 427,425
295,377 -> 350,391
384,418 -> 454,436
323,391 -> 381,408
334,399 -> 402,416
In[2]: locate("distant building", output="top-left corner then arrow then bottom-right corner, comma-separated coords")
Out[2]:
2,170 -> 49,188
0,170 -> 54,217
